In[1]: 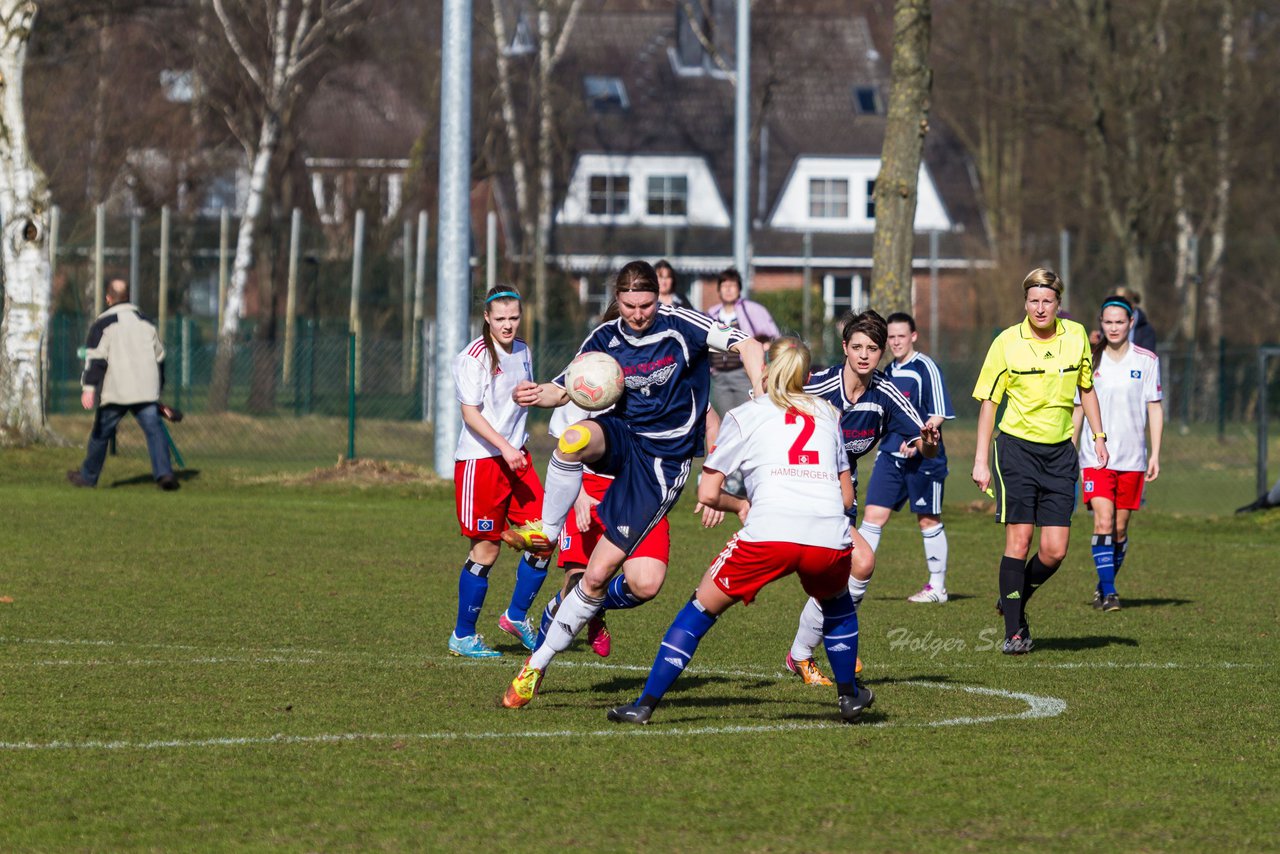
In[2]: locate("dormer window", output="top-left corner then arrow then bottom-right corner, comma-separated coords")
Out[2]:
588,174 -> 630,216
646,175 -> 688,217
584,76 -> 629,112
504,12 -> 535,56
809,178 -> 849,219
673,0 -> 734,76
853,86 -> 881,115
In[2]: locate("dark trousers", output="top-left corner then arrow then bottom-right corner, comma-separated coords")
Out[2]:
80,403 -> 173,485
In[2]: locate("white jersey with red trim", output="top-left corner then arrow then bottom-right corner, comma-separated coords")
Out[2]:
704,396 -> 850,548
1077,344 -> 1161,472
453,336 -> 533,461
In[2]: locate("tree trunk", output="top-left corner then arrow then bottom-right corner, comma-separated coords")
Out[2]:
1198,0 -> 1234,419
208,111 -> 279,412
0,0 -> 53,444
871,0 -> 932,316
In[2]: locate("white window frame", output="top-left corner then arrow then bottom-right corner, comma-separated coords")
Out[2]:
646,174 -> 689,218
809,178 -> 849,219
587,174 -> 630,217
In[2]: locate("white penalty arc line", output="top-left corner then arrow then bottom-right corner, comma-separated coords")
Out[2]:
0,679 -> 1064,752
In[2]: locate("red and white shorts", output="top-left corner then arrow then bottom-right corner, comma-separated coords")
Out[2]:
706,535 -> 852,606
454,452 -> 543,540
1081,467 -> 1145,511
557,472 -> 670,567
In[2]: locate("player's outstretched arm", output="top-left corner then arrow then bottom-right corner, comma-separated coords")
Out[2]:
730,337 -> 767,398
512,380 -> 570,409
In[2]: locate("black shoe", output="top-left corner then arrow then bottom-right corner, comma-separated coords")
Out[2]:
607,703 -> 654,725
157,475 -> 180,491
1236,495 -> 1272,514
997,597 -> 1031,634
1102,593 -> 1121,612
838,685 -> 875,723
66,470 -> 94,488
1090,590 -> 1104,609
1002,633 -> 1033,655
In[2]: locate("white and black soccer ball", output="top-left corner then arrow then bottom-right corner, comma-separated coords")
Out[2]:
564,351 -> 625,411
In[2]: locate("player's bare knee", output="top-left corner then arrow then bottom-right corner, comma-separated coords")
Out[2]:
625,574 -> 663,601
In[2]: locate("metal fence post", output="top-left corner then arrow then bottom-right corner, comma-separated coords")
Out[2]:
347,331 -> 357,460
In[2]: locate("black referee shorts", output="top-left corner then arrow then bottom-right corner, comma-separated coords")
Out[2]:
992,433 -> 1078,526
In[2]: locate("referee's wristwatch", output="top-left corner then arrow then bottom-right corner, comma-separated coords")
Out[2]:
1092,432 -> 1107,441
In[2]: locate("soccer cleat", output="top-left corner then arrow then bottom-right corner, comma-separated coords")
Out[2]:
448,633 -> 502,659
1002,633 -> 1034,655
907,584 -> 948,603
500,520 -> 554,554
785,652 -> 833,686
1102,593 -> 1122,612
1090,590 -> 1104,609
498,613 -> 538,651
586,615 -> 612,657
607,702 -> 654,725
502,661 -> 544,709
838,684 -> 875,723
66,470 -> 94,488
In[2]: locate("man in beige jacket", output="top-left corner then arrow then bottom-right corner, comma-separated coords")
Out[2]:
67,279 -> 178,490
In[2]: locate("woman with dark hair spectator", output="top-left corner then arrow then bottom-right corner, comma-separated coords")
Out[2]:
706,268 -> 778,413
655,260 -> 690,309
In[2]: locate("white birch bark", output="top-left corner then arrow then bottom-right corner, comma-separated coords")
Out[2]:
206,0 -> 367,410
0,0 -> 52,443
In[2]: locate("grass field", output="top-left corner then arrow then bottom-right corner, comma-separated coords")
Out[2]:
1,442 -> 1277,850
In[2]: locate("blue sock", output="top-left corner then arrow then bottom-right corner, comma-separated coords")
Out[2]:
820,591 -> 860,690
637,597 -> 717,707
507,552 -> 550,622
455,559 -> 491,637
1092,534 -> 1116,596
1113,538 -> 1128,579
535,589 -> 564,649
603,575 -> 644,611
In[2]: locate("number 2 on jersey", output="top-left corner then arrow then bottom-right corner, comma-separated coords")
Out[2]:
785,410 -> 820,465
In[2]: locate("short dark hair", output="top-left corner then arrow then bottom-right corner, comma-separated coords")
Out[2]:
841,309 -> 888,350
886,311 -> 916,332
717,268 -> 743,290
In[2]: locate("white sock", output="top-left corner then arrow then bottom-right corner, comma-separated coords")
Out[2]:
848,575 -> 870,605
922,523 -> 948,589
540,454 -> 583,542
528,584 -> 601,670
789,597 -> 825,662
858,521 -> 883,552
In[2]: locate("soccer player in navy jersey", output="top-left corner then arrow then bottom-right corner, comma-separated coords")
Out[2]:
863,312 -> 956,604
608,337 -> 872,725
500,260 -> 766,708
784,310 -> 940,685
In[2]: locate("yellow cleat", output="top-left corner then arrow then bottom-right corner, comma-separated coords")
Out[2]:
856,656 -> 863,675
786,652 -> 833,686
502,661 -> 544,709
500,520 -> 554,555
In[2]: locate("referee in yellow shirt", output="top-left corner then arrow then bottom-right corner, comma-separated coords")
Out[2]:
972,268 -> 1109,654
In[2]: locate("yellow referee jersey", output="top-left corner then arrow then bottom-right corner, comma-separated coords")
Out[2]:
972,317 -> 1094,444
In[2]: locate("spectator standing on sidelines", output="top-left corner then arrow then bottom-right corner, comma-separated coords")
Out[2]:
447,286 -> 552,659
608,337 -> 873,725
500,260 -> 764,708
972,268 -> 1108,654
705,268 -> 778,414
1072,295 -> 1162,612
67,278 -> 179,491
783,310 -> 939,686
655,260 -> 691,309
861,312 -> 956,604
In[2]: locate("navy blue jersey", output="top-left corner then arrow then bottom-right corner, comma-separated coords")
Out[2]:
555,305 -> 746,459
805,365 -> 925,477
883,352 -> 955,457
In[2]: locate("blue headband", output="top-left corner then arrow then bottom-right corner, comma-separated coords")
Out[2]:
1100,299 -> 1132,316
486,290 -> 520,304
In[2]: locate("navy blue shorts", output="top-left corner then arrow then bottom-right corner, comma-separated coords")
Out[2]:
592,415 -> 693,556
865,451 -> 948,515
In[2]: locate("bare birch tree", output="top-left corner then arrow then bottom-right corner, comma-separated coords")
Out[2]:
871,0 -> 931,315
0,0 -> 52,443
203,0 -> 369,411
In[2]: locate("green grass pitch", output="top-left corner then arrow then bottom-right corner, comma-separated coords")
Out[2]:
1,442 -> 1277,850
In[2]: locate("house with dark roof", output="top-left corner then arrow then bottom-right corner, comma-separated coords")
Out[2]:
541,0 -> 990,330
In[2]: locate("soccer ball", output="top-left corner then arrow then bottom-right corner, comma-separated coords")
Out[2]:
564,351 -> 624,411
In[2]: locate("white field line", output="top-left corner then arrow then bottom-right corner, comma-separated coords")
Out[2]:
0,681 -> 1065,752
0,637 -> 1258,672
